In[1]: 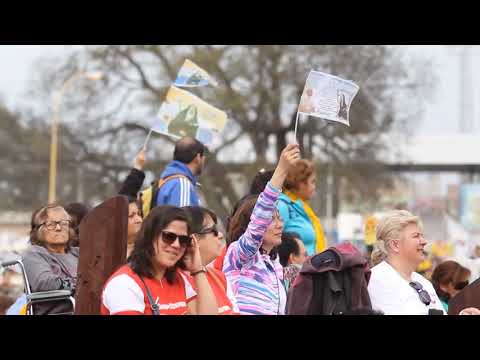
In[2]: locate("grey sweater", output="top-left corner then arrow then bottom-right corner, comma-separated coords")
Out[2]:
22,245 -> 79,314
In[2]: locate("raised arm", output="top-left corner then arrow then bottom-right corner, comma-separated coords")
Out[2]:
118,148 -> 146,197
226,144 -> 301,268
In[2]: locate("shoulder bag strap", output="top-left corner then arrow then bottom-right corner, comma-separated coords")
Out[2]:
139,276 -> 160,315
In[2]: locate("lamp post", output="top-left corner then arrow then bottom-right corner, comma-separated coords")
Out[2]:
48,71 -> 103,204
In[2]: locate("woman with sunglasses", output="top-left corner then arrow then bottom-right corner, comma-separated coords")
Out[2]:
101,205 -> 218,315
183,206 -> 239,314
223,144 -> 301,315
431,260 -> 471,313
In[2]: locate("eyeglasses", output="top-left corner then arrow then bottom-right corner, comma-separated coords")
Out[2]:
454,281 -> 469,290
409,281 -> 431,306
38,220 -> 71,231
196,225 -> 219,237
161,231 -> 192,248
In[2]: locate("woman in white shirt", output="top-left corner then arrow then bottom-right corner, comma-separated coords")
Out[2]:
367,210 -> 479,315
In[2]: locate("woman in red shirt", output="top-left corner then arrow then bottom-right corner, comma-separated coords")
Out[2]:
184,206 -> 239,315
101,205 -> 217,315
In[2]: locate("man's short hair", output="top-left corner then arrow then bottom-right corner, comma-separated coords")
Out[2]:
173,137 -> 206,164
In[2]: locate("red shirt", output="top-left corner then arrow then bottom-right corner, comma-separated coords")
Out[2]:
101,264 -> 196,315
212,245 -> 227,272
204,268 -> 239,315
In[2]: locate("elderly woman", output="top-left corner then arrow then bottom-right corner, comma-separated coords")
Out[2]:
22,204 -> 79,315
101,205 -> 217,315
276,159 -> 326,257
368,210 -> 480,315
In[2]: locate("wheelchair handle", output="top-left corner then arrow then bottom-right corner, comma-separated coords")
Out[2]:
1,260 -> 20,268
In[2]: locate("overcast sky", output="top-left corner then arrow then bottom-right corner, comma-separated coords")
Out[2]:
0,45 -> 476,135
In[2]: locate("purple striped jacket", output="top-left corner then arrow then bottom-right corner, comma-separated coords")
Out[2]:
223,182 -> 286,315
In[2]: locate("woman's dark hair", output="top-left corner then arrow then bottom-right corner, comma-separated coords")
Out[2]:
277,232 -> 301,267
226,195 -> 250,235
225,169 -> 274,234
126,196 -> 142,217
30,204 -> 75,252
183,206 -> 217,234
129,205 -> 191,284
431,260 -> 471,303
249,169 -> 274,195
226,195 -> 258,248
64,202 -> 90,247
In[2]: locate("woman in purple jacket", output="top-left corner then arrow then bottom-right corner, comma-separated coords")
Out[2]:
223,144 -> 300,315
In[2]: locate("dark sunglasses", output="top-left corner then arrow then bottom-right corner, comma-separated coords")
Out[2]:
454,281 -> 469,290
409,281 -> 431,306
161,231 -> 192,248
196,225 -> 219,237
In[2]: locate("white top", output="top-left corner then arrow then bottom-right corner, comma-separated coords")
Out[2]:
368,261 -> 445,315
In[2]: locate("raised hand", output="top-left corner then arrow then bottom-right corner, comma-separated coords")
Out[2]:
277,143 -> 301,172
133,147 -> 146,171
183,235 -> 204,273
270,144 -> 301,189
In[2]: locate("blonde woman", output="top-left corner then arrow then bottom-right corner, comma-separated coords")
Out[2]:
368,210 -> 480,315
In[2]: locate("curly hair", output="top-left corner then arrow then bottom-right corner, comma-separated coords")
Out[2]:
284,159 -> 315,191
128,205 -> 191,285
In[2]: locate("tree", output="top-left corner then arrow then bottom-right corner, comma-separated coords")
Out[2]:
0,103 -> 49,210
15,45 -> 432,220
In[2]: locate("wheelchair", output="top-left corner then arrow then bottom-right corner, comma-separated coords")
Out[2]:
1,259 -> 75,315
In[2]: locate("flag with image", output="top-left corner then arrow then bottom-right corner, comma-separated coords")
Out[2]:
151,86 -> 228,145
293,70 -> 360,140
174,59 -> 219,88
298,70 -> 359,127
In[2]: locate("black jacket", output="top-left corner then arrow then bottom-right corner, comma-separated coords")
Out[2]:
118,168 -> 145,198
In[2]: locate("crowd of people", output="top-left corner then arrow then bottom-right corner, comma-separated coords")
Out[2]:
1,136 -> 480,316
